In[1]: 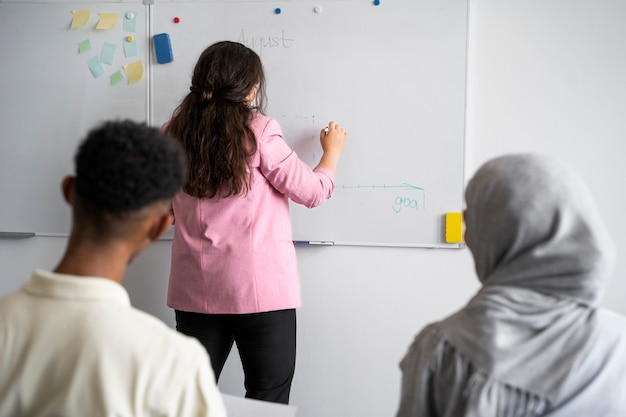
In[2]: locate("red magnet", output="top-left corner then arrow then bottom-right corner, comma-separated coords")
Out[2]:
173,17 -> 180,23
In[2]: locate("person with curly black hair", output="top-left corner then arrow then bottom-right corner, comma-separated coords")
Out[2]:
0,120 -> 226,417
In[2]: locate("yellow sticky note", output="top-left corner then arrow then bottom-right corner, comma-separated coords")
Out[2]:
71,10 -> 91,29
123,60 -> 144,84
96,13 -> 119,30
445,212 -> 463,243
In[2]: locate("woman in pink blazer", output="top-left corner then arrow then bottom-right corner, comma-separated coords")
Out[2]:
165,41 -> 347,404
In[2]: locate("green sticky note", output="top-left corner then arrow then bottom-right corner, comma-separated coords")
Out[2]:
100,42 -> 116,65
110,70 -> 124,85
78,39 -> 92,54
87,56 -> 105,78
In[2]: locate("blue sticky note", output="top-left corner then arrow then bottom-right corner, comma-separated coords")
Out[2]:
87,56 -> 105,78
123,38 -> 139,57
100,42 -> 116,65
153,33 -> 173,64
123,10 -> 137,32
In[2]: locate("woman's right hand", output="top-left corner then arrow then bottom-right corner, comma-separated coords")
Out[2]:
315,121 -> 348,174
320,121 -> 348,154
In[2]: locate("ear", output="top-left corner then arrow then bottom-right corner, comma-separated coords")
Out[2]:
61,176 -> 75,205
246,87 -> 256,105
147,212 -> 174,242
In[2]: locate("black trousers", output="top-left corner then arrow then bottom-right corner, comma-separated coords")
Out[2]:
175,309 -> 296,404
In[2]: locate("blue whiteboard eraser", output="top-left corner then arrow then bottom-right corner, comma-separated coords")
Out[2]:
153,33 -> 173,64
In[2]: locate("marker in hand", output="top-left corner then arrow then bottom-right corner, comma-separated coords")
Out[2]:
316,120 -> 348,174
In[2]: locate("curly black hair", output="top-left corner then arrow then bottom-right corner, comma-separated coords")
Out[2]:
74,120 -> 186,214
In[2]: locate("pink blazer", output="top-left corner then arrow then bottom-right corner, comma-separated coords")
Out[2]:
167,113 -> 334,314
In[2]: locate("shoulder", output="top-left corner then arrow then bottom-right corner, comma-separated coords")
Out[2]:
249,113 -> 292,166
0,290 -> 26,333
399,322 -> 550,417
123,309 -> 213,381
249,113 -> 282,140
590,308 -> 626,358
127,307 -> 198,348
0,289 -> 23,308
400,322 -> 446,372
123,311 -> 225,416
588,308 -> 626,355
596,308 -> 626,328
105,306 -> 207,366
407,322 -> 445,353
546,309 -> 626,415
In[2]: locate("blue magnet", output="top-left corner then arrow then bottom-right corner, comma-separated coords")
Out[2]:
153,33 -> 173,64
373,0 -> 380,5
275,7 -> 282,14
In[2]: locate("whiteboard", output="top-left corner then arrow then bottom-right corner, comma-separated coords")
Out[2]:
0,0 -> 467,246
0,1 -> 149,235
152,0 -> 468,247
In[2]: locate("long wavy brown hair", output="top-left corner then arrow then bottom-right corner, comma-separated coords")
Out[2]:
166,41 -> 267,198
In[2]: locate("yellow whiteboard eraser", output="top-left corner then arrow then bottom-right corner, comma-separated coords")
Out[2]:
445,212 -> 463,243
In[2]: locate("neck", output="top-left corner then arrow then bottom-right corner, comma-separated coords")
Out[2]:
54,235 -> 132,283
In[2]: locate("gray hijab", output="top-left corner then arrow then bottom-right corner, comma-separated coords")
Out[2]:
442,154 -> 615,403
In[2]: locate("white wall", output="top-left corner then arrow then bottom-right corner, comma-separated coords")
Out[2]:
2,1 -> 626,416
465,0 -> 626,313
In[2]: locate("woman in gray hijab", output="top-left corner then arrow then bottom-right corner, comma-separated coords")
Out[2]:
396,154 -> 626,417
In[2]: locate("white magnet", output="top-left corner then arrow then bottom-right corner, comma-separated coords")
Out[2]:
314,5 -> 322,13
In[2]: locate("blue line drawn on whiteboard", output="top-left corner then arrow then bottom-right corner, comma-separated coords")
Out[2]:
338,183 -> 423,191
336,183 -> 427,214
273,113 -> 428,215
